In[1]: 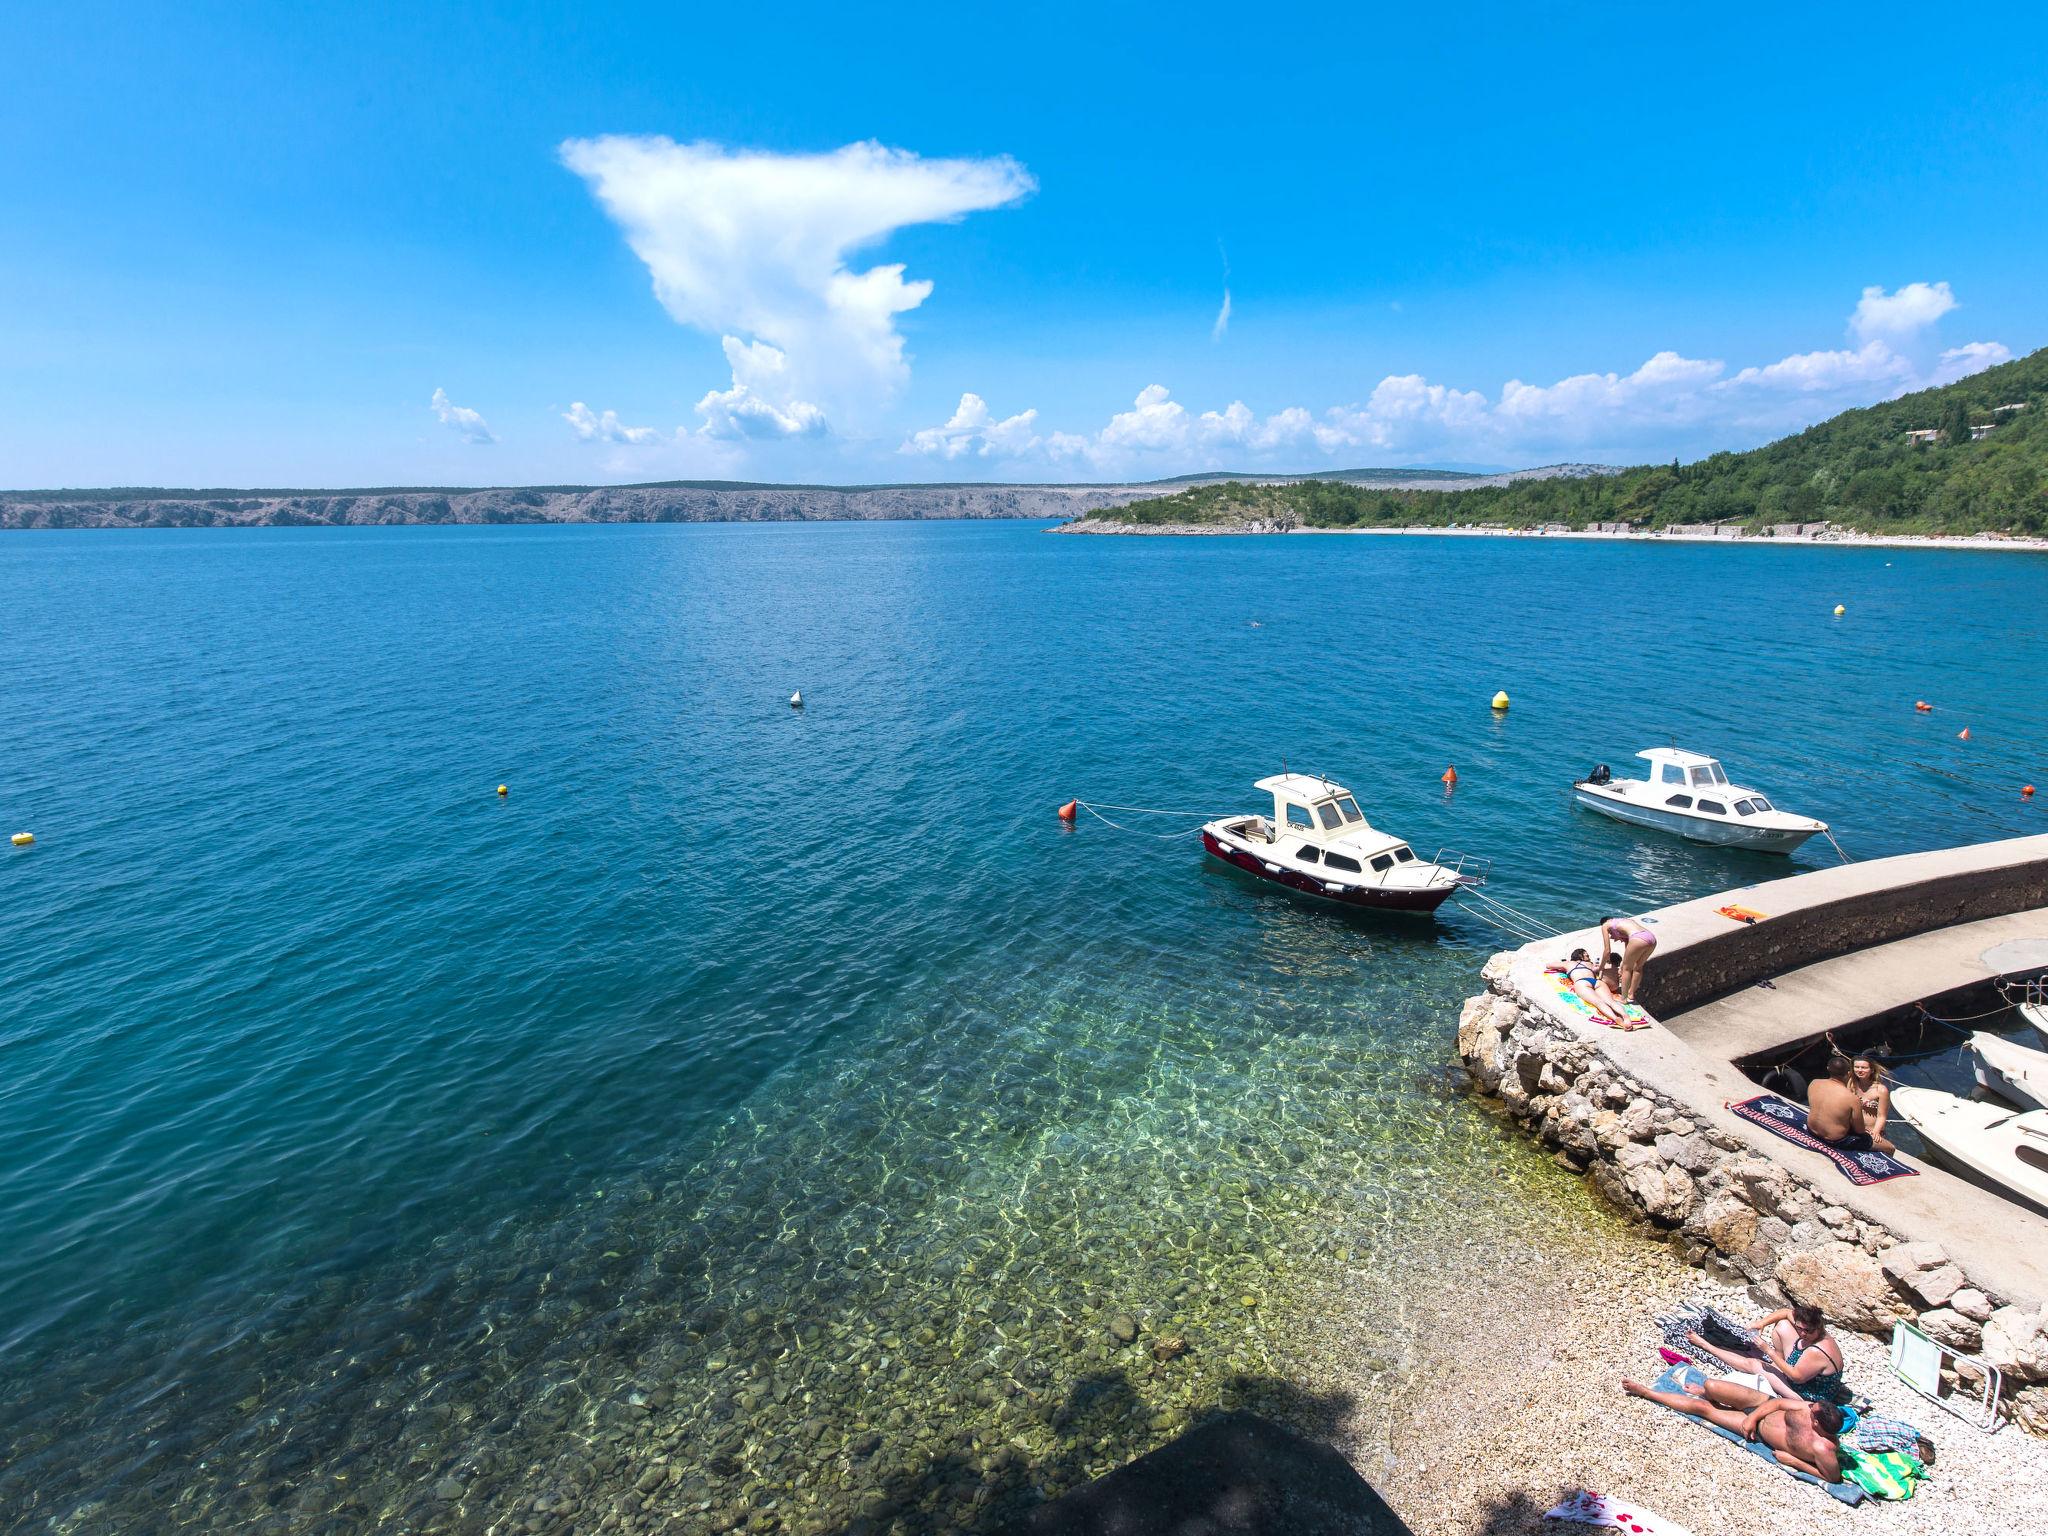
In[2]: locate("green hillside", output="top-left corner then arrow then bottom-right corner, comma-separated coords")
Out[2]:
1085,346 -> 2048,536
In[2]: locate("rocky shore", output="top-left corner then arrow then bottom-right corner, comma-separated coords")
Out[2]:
1455,954 -> 2048,1436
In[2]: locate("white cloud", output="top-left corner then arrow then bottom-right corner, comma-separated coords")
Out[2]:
1851,281 -> 1957,344
1212,288 -> 1231,340
904,283 -> 2009,474
563,401 -> 663,444
695,339 -> 829,439
900,393 -> 1040,459
560,136 -> 1034,439
430,388 -> 495,445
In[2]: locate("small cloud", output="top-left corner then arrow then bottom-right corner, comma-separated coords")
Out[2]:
1211,288 -> 1232,341
695,338 -> 829,439
563,402 -> 663,444
1850,281 -> 1956,344
901,392 -> 1040,459
430,388 -> 495,445
1931,340 -> 2010,385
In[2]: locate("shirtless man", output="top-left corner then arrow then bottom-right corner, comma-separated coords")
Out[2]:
1809,1052 -> 1894,1153
1622,1375 -> 1845,1483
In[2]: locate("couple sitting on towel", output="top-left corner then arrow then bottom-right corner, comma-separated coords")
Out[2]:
1811,1052 -> 1896,1154
1549,948 -> 1630,1023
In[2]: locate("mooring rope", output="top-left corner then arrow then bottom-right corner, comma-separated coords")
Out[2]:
1453,888 -> 1563,944
1071,800 -> 1221,839
1822,828 -> 1854,864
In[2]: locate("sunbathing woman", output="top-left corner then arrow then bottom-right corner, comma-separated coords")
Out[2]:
1547,948 -> 1626,1022
1850,1056 -> 1894,1149
1686,1302 -> 1845,1403
1622,1374 -> 1844,1483
1601,915 -> 1657,1003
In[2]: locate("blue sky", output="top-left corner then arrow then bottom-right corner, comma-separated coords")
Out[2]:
2,2 -> 2044,488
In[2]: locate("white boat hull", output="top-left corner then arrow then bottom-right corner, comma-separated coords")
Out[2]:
1572,784 -> 1821,854
1891,1083 -> 2048,1214
1968,1032 -> 2048,1112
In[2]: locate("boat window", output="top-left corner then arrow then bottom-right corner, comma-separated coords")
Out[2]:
1297,845 -> 1321,864
1370,854 -> 1394,872
1324,852 -> 1362,873
1698,799 -> 1728,815
1751,796 -> 1774,812
1660,764 -> 1684,784
1338,797 -> 1364,823
1285,803 -> 1314,828
1393,847 -> 1415,862
1734,799 -> 1758,816
1666,794 -> 1693,808
1316,803 -> 1344,830
1712,765 -> 1729,785
1690,766 -> 1715,786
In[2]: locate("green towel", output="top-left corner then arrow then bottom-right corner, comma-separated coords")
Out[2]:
1841,1446 -> 1926,1501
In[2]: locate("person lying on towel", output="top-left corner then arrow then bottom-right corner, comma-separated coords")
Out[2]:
1809,1052 -> 1896,1154
1623,1374 -> 1845,1482
1545,949 -> 1627,1023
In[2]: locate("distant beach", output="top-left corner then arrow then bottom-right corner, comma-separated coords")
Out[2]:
1053,519 -> 2048,552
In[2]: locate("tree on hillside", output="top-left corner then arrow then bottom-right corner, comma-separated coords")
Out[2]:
1946,398 -> 1973,447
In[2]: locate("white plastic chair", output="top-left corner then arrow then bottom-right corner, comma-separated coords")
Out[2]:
1891,1319 -> 2003,1432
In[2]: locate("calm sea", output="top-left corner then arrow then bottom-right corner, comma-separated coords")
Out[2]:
2,522 -> 2043,1532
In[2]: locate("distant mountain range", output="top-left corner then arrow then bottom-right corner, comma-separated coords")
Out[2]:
0,464 -> 1613,530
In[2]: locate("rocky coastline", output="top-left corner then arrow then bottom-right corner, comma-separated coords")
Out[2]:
1456,953 -> 2048,1435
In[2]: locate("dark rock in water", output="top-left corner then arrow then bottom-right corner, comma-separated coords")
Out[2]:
848,1430 -> 883,1460
1003,1412 -> 1410,1535
431,1476 -> 466,1501
1107,1314 -> 1139,1347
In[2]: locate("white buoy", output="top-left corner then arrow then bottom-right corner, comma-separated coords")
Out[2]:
790,691 -> 803,709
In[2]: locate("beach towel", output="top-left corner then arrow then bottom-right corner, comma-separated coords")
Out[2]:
1840,1446 -> 1927,1501
1542,967 -> 1653,1031
1716,904 -> 1770,924
1543,1489 -> 1696,1534
1654,1304 -> 1763,1363
1726,1094 -> 1920,1184
1644,1363 -> 1866,1505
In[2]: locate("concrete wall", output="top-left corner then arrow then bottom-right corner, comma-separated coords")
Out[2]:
1635,838 -> 2048,1019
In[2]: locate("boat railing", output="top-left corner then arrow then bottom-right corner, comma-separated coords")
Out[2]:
1431,848 -> 1490,887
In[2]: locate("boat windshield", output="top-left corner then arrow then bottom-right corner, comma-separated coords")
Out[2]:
1689,765 -> 1727,787
1751,796 -> 1774,812
1316,802 -> 1344,830
1337,797 -> 1364,823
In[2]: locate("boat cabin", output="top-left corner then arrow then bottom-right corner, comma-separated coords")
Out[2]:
1252,773 -> 1421,874
1632,749 -> 1781,819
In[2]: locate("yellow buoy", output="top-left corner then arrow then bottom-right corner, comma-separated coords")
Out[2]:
10,832 -> 32,847
496,785 -> 508,797
1833,604 -> 1845,616
1491,690 -> 1511,711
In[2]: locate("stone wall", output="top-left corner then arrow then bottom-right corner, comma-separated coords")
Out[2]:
1456,957 -> 2048,1434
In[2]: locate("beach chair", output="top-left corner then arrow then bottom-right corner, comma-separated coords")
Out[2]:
1890,1320 -> 2002,1432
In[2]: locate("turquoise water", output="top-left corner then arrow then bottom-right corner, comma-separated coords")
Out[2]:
2,523 -> 2043,1533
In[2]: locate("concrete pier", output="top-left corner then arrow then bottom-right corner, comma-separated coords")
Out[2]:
1458,833 -> 2048,1432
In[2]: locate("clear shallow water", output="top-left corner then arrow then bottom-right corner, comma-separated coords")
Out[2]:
1,523 -> 2043,1533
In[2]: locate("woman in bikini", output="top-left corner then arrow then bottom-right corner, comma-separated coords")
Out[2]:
1601,915 -> 1657,1004
1547,948 -> 1626,1023
1686,1302 -> 1845,1403
1850,1056 -> 1893,1149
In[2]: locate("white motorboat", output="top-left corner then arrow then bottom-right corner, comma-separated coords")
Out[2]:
1967,1032 -> 2048,1111
1201,773 -> 1483,914
1573,748 -> 1827,854
1891,1083 -> 2048,1213
2012,978 -> 2048,1046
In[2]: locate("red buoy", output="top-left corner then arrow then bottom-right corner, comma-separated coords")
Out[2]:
1958,727 -> 1971,741
1914,700 -> 1932,712
1441,765 -> 1458,786
1057,799 -> 1078,821
2025,785 -> 2037,799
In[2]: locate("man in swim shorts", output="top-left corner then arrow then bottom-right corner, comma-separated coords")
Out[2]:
1621,1374 -> 1844,1483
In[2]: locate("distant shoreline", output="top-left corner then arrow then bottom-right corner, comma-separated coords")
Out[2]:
1052,519 -> 2048,553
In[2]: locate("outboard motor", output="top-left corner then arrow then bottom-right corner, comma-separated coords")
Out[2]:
1586,763 -> 1613,786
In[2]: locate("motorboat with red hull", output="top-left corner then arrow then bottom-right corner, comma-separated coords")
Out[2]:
1201,773 -> 1483,914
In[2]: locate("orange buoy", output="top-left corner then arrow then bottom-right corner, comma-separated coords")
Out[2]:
1441,765 -> 1458,786
1914,700 -> 1932,712
2025,785 -> 2037,799
1057,799 -> 1078,822
1958,727 -> 1971,741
